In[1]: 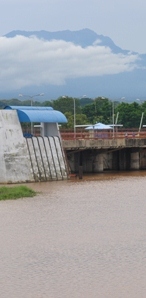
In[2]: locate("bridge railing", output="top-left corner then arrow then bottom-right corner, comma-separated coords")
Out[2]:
60,130 -> 146,140
22,127 -> 146,140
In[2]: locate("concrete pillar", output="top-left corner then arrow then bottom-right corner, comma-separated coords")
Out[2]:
105,152 -> 113,170
0,110 -> 33,183
93,153 -> 104,172
130,151 -> 140,170
139,149 -> 146,169
41,123 -> 59,137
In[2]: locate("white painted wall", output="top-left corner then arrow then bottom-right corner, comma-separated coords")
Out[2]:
0,110 -> 33,183
41,123 -> 59,137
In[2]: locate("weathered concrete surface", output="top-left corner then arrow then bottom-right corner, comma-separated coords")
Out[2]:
64,138 -> 146,173
0,110 -> 33,183
0,110 -> 68,183
63,138 -> 146,150
26,136 -> 68,181
130,151 -> 140,170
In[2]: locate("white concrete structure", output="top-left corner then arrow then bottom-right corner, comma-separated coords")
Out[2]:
0,110 -> 68,183
26,136 -> 68,181
41,123 -> 60,137
0,110 -> 33,183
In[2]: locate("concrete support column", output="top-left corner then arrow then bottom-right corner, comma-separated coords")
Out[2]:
93,153 -> 104,172
106,152 -> 113,170
130,151 -> 140,170
140,149 -> 146,169
41,123 -> 59,137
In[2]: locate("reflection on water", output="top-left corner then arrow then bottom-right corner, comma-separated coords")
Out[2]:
0,171 -> 146,298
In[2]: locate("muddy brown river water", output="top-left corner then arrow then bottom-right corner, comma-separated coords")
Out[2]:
0,171 -> 146,298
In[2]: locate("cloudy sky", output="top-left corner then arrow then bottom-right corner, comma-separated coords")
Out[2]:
1,0 -> 146,53
0,0 -> 145,94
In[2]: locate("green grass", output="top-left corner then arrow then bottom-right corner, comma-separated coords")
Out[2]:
0,185 -> 36,201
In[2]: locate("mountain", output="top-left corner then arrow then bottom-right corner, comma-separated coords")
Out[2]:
2,29 -> 146,100
5,28 -> 128,54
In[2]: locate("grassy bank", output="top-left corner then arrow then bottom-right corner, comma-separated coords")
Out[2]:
0,185 -> 36,201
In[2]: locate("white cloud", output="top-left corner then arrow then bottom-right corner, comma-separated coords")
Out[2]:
0,36 -> 139,91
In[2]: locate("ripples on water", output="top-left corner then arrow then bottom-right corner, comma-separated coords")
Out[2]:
0,171 -> 146,298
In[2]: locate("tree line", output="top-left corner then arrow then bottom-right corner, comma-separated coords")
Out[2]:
0,96 -> 146,129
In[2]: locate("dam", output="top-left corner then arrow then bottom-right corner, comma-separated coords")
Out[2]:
0,107 -> 68,183
1,105 -> 146,184
62,136 -> 146,173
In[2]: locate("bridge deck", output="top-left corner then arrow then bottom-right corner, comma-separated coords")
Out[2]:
62,135 -> 146,150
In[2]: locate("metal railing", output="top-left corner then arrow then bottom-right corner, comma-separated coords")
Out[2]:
60,130 -> 146,140
22,126 -> 146,140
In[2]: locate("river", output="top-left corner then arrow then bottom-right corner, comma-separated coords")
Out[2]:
0,171 -> 146,298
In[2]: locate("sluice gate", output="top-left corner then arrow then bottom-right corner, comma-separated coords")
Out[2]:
26,136 -> 68,181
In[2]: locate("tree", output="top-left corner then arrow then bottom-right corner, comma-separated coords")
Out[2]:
52,96 -> 81,114
63,112 -> 88,129
82,97 -> 111,124
41,100 -> 53,107
79,97 -> 93,106
82,103 -> 95,123
116,102 -> 142,128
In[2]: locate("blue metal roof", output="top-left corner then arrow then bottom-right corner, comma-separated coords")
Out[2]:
4,106 -> 67,123
4,106 -> 53,110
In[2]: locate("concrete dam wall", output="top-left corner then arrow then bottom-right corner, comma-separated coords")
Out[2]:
0,110 -> 68,183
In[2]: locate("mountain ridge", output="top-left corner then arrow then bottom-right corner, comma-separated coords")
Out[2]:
4,28 -> 129,54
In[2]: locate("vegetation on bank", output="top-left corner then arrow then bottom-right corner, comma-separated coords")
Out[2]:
0,185 -> 36,201
1,96 -> 146,128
